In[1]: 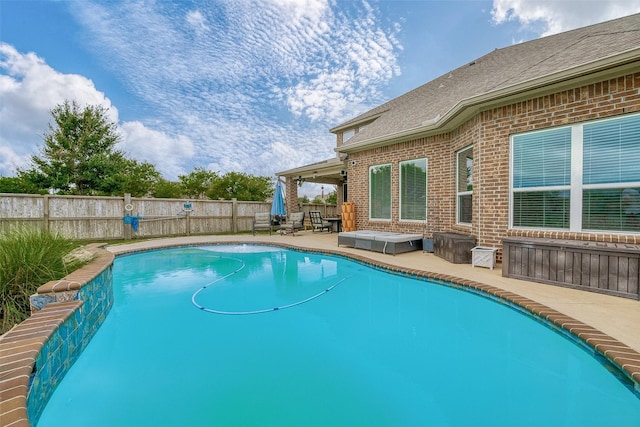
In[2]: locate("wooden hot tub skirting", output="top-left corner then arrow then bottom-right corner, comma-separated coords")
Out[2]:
502,237 -> 640,300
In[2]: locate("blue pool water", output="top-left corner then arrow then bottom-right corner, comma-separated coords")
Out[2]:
38,245 -> 640,426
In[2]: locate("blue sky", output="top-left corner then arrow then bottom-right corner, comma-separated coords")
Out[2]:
2,0 -> 640,194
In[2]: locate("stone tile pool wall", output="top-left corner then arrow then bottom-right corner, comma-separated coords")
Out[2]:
27,266 -> 113,425
0,245 -> 114,427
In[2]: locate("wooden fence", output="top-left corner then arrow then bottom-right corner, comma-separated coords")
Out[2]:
0,193 -> 338,241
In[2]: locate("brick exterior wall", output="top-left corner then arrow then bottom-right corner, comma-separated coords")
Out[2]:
285,176 -> 301,214
343,71 -> 640,260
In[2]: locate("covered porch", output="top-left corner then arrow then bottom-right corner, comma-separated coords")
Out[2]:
277,156 -> 348,216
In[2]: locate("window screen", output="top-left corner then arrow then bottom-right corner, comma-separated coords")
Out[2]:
370,164 -> 391,220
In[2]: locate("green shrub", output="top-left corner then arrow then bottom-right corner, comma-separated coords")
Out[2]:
0,227 -> 88,334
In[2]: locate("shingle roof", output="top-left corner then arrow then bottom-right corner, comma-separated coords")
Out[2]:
333,13 -> 640,149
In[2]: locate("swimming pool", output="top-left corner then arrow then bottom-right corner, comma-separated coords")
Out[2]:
38,244 -> 640,426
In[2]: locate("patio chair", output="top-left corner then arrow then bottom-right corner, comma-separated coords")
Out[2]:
252,212 -> 272,235
309,210 -> 332,233
278,211 -> 305,236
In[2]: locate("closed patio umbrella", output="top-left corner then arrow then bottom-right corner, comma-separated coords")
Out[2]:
271,180 -> 286,224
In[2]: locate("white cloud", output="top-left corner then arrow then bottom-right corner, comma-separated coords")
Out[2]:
271,0 -> 329,22
0,145 -> 29,177
0,0 -> 402,179
0,43 -> 116,175
185,9 -> 210,33
64,0 -> 401,178
5,0 -> 636,184
0,43 -> 192,179
119,121 -> 196,180
278,2 -> 402,122
492,0 -> 640,36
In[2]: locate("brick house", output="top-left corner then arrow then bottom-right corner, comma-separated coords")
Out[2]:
278,14 -> 640,296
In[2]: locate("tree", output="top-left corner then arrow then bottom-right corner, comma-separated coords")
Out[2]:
179,167 -> 217,199
0,176 -> 47,194
298,195 -> 310,204
152,179 -> 184,199
106,159 -> 162,197
325,191 -> 337,205
19,100 -> 125,195
207,172 -> 273,201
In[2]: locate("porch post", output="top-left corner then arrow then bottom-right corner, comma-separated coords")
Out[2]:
285,176 -> 299,213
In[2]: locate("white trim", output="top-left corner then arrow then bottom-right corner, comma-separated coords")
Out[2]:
570,125 -> 583,231
456,145 -> 473,225
509,137 -> 514,229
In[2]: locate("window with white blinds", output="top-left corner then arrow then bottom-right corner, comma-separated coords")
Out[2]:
512,127 -> 571,229
369,164 -> 391,220
456,146 -> 473,224
400,158 -> 427,221
510,113 -> 640,233
583,115 -> 640,232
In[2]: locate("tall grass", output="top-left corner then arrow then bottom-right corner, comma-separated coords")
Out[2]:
0,227 -> 87,335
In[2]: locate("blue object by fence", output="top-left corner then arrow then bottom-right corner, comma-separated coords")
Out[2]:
123,214 -> 140,232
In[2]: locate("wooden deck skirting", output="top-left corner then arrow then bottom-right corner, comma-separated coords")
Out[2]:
503,237 -> 640,300
1,240 -> 638,427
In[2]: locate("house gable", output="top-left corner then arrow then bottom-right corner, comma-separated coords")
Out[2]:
333,13 -> 640,153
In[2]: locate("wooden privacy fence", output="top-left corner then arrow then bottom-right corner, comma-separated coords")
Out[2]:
0,194 -> 340,241
0,193 -> 272,241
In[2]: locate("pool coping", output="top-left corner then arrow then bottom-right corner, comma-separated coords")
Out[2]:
0,244 -> 113,427
1,238 -> 639,426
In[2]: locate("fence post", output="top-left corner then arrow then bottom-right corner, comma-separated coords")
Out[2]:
186,208 -> 191,236
43,195 -> 49,232
232,198 -> 238,233
123,193 -> 132,240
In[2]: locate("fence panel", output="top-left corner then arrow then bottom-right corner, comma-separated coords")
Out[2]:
47,196 -> 124,239
0,193 -> 270,240
190,200 -> 233,234
0,194 -> 45,218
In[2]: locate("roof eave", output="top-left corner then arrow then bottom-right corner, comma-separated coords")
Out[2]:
276,157 -> 345,180
329,112 -> 385,134
336,49 -> 640,154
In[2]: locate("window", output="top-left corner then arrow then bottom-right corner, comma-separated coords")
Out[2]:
343,126 -> 366,143
456,146 -> 473,224
510,113 -> 640,233
582,115 -> 640,232
511,127 -> 571,229
369,164 -> 391,220
400,158 -> 427,221
342,129 -> 355,142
